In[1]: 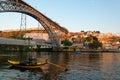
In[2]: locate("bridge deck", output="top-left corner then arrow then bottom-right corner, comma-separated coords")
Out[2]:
0,37 -> 54,47
0,37 -> 35,46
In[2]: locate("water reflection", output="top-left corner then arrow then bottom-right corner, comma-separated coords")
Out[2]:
0,52 -> 120,80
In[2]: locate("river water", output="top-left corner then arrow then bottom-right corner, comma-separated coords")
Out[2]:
0,51 -> 120,80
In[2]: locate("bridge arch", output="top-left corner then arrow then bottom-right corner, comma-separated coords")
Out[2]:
0,0 -> 68,47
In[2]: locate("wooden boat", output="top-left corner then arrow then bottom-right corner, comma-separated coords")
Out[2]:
8,60 -> 47,69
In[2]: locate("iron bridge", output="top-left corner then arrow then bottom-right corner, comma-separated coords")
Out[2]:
0,0 -> 68,47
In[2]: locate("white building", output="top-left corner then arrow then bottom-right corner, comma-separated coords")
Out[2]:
24,33 -> 49,41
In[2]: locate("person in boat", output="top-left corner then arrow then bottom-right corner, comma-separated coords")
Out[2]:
27,58 -> 37,65
20,58 -> 37,65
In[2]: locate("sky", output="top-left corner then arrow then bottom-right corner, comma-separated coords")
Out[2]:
0,0 -> 120,34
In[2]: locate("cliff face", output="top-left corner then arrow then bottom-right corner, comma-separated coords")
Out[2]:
0,30 -> 23,38
0,28 -> 46,38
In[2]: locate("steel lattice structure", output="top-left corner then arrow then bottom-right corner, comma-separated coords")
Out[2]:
0,0 -> 68,47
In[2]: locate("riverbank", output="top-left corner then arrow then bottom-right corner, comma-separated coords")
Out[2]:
53,48 -> 120,52
78,49 -> 120,52
0,48 -> 120,52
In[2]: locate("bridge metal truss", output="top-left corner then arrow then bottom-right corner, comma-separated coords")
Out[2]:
0,0 -> 68,47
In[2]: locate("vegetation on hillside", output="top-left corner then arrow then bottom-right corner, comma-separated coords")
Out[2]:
82,36 -> 102,49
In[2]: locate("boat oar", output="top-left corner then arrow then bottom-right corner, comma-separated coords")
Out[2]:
46,59 -> 68,71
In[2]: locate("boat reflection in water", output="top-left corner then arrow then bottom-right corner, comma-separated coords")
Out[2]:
0,52 -> 120,80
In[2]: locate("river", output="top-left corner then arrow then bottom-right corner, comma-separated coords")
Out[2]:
0,51 -> 120,80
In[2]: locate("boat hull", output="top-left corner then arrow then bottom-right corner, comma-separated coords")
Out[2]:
8,60 -> 47,69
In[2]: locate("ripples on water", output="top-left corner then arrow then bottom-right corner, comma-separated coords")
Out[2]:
0,52 -> 120,80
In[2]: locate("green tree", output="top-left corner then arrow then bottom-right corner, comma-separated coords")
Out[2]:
83,36 -> 102,49
62,39 -> 73,46
89,40 -> 102,49
82,36 -> 92,42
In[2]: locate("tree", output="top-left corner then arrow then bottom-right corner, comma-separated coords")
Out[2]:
82,36 -> 102,49
89,40 -> 102,49
61,39 -> 73,46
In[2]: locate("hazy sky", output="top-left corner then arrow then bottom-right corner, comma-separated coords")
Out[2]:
0,0 -> 120,33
